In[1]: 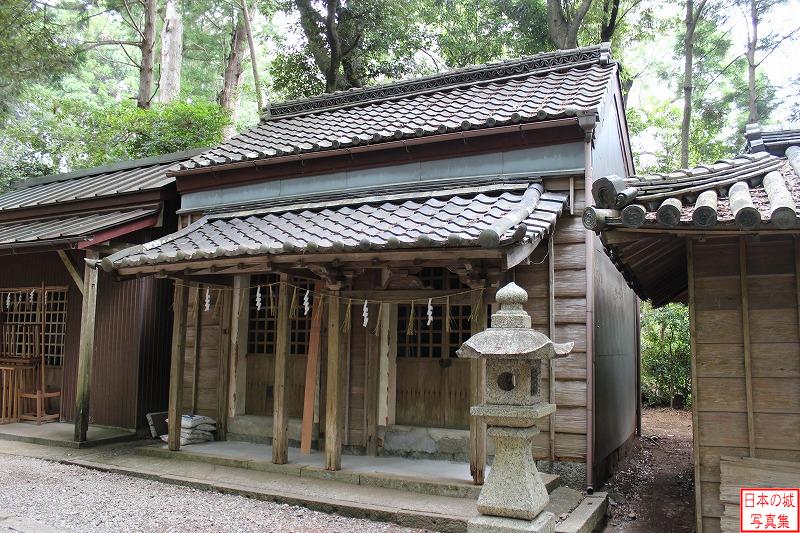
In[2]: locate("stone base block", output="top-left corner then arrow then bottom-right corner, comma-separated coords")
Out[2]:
468,512 -> 555,533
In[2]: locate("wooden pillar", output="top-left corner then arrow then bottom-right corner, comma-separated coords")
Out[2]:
469,286 -> 488,485
167,282 -> 190,451
228,275 -> 250,418
73,250 -> 99,442
272,275 -> 291,464
739,238 -> 756,457
547,237 -> 557,460
365,309 -> 380,456
301,282 -> 324,454
190,286 -> 202,414
325,287 -> 343,470
687,239 -> 703,533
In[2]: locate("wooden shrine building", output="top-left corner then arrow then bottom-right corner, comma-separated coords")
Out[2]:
583,126 -> 800,532
97,44 -> 640,488
0,150 -> 198,439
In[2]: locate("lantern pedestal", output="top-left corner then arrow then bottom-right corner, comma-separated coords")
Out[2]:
468,512 -> 555,533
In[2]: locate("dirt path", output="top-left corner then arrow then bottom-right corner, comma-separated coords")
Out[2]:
602,408 -> 695,533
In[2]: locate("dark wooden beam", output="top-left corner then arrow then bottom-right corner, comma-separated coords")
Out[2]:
300,282 -> 324,454
73,251 -> 99,442
325,286 -> 343,470
167,283 -> 190,451
469,284 -> 488,485
272,274 -> 291,464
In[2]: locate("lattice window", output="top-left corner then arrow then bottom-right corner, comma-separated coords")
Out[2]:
0,287 -> 68,366
397,268 -> 472,359
247,275 -> 314,356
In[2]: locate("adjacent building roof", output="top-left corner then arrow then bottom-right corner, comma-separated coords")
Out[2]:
584,144 -> 800,306
0,208 -> 159,251
584,150 -> 800,232
98,178 -> 568,272
0,148 -> 204,214
745,123 -> 800,156
177,44 -> 617,172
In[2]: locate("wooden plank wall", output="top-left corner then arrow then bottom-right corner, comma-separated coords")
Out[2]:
690,236 -> 800,533
515,214 -> 588,462
182,286 -> 231,425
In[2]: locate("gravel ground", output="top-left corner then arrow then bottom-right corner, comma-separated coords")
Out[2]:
0,454 -> 425,533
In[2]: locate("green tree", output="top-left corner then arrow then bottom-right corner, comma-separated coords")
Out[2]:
640,302 -> 692,408
0,1 -> 79,120
0,93 -> 230,190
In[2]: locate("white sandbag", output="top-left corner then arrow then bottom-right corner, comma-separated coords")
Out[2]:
160,434 -> 208,446
179,414 -> 216,429
195,423 -> 216,432
181,428 -> 213,440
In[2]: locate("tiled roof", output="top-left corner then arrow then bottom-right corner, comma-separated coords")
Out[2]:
0,208 -> 158,249
178,44 -> 616,171
583,150 -> 800,231
99,180 -> 567,271
745,123 -> 800,156
0,149 -> 204,214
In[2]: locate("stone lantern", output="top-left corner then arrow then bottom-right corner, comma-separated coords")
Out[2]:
458,282 -> 573,533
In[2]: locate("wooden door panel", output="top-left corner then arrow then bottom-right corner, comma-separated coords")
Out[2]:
245,354 -> 306,417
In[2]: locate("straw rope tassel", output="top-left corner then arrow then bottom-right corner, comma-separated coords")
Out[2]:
406,300 -> 416,336
468,288 -> 485,326
268,283 -> 276,317
289,285 -> 298,317
341,299 -> 352,333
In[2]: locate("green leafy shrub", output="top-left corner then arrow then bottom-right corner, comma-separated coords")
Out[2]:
640,302 -> 691,408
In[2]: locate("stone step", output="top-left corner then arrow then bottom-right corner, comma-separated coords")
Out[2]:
555,492 -> 608,533
135,444 -> 561,500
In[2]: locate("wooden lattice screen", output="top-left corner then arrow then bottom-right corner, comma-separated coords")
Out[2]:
397,268 -> 472,359
0,287 -> 68,366
247,275 -> 313,356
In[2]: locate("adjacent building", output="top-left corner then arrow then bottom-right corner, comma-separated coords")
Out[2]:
583,125 -> 800,532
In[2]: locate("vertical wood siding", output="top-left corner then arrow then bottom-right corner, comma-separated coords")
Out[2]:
515,214 -> 589,462
691,236 -> 800,533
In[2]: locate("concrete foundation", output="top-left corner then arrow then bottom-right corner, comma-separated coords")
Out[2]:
227,415 -> 318,449
0,422 -> 135,448
379,424 -> 586,489
468,512 -> 556,533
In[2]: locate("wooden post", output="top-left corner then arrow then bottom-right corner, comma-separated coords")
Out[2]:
300,282 -> 324,454
190,286 -> 202,414
228,275 -> 250,418
365,309 -> 380,456
548,237 -> 557,460
272,275 -> 291,464
739,238 -> 756,457
469,286 -> 488,485
73,250 -> 99,442
687,240 -> 703,533
167,282 -> 190,451
325,287 -> 343,470
216,289 -> 232,440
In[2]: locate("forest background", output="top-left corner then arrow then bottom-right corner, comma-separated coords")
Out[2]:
2,0 -> 799,187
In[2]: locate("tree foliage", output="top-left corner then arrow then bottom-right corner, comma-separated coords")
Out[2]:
0,92 -> 229,189
0,1 -> 79,119
640,302 -> 692,407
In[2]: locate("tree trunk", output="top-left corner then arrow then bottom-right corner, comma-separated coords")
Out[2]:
137,0 -> 157,109
218,11 -> 248,139
158,0 -> 183,104
600,0 -> 621,42
241,0 -> 266,115
547,0 -> 594,49
747,0 -> 759,124
680,0 -> 695,168
324,0 -> 342,93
